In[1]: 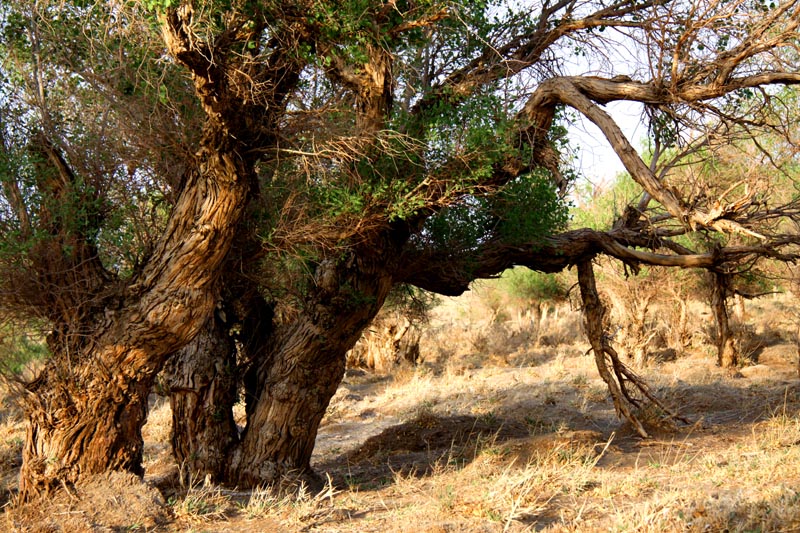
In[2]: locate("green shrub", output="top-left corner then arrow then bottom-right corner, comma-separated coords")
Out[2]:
0,328 -> 48,375
498,267 -> 568,305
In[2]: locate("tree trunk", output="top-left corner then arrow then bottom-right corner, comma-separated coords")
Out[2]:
20,369 -> 150,498
165,293 -> 273,483
577,260 -> 648,437
230,317 -> 348,487
711,271 -> 738,368
16,3 -> 312,499
161,249 -> 396,488
19,132 -> 253,499
164,307 -> 239,485
227,257 -> 395,487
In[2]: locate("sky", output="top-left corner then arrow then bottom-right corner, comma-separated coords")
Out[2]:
568,101 -> 646,188
555,18 -> 652,189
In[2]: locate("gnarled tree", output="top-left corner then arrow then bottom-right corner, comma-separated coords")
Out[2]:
2,0 -> 800,495
0,1 -> 313,497
170,0 -> 800,483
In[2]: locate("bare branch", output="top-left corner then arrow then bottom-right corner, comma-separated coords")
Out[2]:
522,75 -> 800,236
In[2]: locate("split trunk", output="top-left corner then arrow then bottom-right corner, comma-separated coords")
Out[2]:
168,247 -> 398,487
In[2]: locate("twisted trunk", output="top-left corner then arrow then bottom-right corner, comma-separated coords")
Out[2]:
230,318 -> 349,486
166,243 -> 397,487
21,368 -> 151,498
230,252 -> 395,486
20,133 -> 253,499
165,293 -> 273,483
17,2 -> 312,499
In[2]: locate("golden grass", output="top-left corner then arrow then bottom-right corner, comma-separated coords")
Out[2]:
171,479 -> 234,523
4,291 -> 800,532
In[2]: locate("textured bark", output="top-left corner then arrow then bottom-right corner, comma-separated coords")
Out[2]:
711,272 -> 739,368
577,260 -> 648,438
165,292 -> 273,482
228,253 -> 396,487
230,317 -> 349,487
160,246 -> 396,488
157,11 -> 397,484
398,224 -> 800,298
20,370 -> 150,498
237,295 -> 276,422
165,308 -> 238,484
19,131 -> 253,499
18,1 -> 311,498
397,228 -> 718,296
578,260 -> 688,435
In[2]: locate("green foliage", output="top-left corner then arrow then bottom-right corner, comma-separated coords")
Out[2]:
423,197 -> 494,254
732,268 -> 778,295
248,0 -> 580,278
571,173 -> 642,230
647,109 -> 679,150
142,0 -> 177,11
0,0 -> 200,331
0,328 -> 48,376
420,90 -> 514,170
420,170 -> 568,255
494,170 -> 570,246
499,267 -> 568,304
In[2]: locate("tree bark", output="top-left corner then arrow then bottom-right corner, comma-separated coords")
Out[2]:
165,291 -> 273,483
577,260 -> 648,438
164,307 -> 239,484
18,0 -> 314,497
20,369 -> 150,498
711,271 -> 738,368
227,254 -> 395,487
229,317 -> 349,487
160,246 -> 396,488
19,132 -> 253,499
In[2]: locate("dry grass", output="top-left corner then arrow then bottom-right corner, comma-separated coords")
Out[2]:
0,380 -> 24,510
3,289 -> 800,532
171,479 -> 235,523
237,475 -> 344,528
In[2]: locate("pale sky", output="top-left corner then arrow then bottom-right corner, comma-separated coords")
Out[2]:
557,21 -> 651,187
567,100 -> 647,188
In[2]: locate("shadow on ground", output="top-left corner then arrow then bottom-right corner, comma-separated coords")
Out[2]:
317,375 -> 800,493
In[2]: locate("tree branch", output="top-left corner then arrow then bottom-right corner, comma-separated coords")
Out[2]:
397,227 -> 800,296
521,75 -> 800,236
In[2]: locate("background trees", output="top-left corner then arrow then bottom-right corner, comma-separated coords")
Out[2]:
0,0 -> 799,496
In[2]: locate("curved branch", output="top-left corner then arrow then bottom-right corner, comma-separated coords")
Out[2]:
522,75 -> 800,236
397,227 -> 800,296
